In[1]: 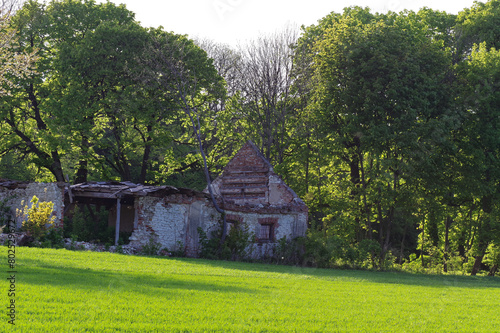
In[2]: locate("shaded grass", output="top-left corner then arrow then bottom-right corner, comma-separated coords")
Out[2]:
1,247 -> 499,332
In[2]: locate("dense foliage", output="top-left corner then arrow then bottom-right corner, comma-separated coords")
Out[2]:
1,0 -> 500,275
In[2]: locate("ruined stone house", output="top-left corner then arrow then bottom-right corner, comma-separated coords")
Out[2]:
1,141 -> 308,257
207,141 -> 308,256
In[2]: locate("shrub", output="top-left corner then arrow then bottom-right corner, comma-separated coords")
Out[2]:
198,219 -> 254,261
140,236 -> 162,256
40,225 -> 65,249
170,241 -> 186,257
17,195 -> 56,241
198,227 -> 221,260
70,205 -> 94,242
357,239 -> 382,269
304,229 -> 349,268
69,205 -> 112,242
304,229 -> 391,270
225,222 -> 253,260
273,236 -> 306,265
115,245 -> 124,254
67,205 -> 131,245
484,243 -> 500,276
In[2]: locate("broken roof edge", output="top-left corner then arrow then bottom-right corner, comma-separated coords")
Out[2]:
68,181 -> 210,200
268,173 -> 308,207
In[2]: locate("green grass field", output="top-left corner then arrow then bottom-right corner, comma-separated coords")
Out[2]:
1,247 -> 499,332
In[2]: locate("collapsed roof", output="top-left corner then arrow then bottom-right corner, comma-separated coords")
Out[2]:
68,181 -> 208,202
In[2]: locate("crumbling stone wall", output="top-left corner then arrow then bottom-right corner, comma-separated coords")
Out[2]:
129,195 -> 219,255
196,141 -> 309,258
129,194 -> 307,258
223,210 -> 307,258
210,141 -> 308,213
0,182 -> 65,229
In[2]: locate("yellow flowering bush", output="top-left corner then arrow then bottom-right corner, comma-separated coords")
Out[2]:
17,195 -> 56,240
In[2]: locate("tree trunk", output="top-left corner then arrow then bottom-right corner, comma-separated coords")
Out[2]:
443,216 -> 452,273
138,124 -> 153,184
471,255 -> 484,276
75,136 -> 91,183
75,160 -> 88,184
50,152 -> 65,182
421,216 -> 425,267
305,141 -> 310,194
399,224 -> 407,265
5,119 -> 65,182
185,108 -> 227,242
382,206 -> 393,260
118,150 -> 131,181
471,236 -> 488,275
488,264 -> 498,277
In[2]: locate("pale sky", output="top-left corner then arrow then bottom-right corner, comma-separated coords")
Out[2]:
97,0 -> 478,46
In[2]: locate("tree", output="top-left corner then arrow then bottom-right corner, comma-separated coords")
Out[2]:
0,0 -> 145,182
0,0 -> 37,97
456,43 -> 500,274
1,0 -> 182,183
456,0 -> 500,55
137,29 -> 228,238
48,8 -> 148,182
235,26 -> 299,165
0,0 -> 42,178
308,8 -> 454,259
0,0 -> 67,181
194,38 -> 245,174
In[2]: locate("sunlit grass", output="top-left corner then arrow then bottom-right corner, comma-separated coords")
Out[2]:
1,247 -> 499,332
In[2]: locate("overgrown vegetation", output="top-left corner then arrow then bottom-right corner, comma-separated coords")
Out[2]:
198,219 -> 254,261
64,205 -> 131,245
139,236 -> 162,256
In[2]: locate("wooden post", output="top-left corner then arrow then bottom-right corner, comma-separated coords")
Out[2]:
115,197 -> 121,246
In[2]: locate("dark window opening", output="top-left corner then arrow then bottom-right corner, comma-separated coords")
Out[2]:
257,217 -> 278,242
259,224 -> 273,240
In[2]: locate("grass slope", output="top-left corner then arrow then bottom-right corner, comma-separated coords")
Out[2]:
1,247 -> 499,332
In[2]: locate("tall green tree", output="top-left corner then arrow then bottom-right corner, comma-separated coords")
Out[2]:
307,8 -> 454,258
137,28 -> 227,235
456,43 -> 500,274
1,0 -> 143,182
0,0 -> 66,180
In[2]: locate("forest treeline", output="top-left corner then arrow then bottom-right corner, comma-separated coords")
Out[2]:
1,0 -> 500,275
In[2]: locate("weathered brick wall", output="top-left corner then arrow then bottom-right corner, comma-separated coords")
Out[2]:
210,141 -> 308,212
129,195 -> 306,258
268,174 -> 295,205
204,140 -> 309,258
0,182 -> 65,229
129,196 -> 220,255
223,210 -> 307,259
213,141 -> 271,206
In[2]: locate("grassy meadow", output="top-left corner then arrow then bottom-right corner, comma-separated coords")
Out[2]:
1,246 -> 499,332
